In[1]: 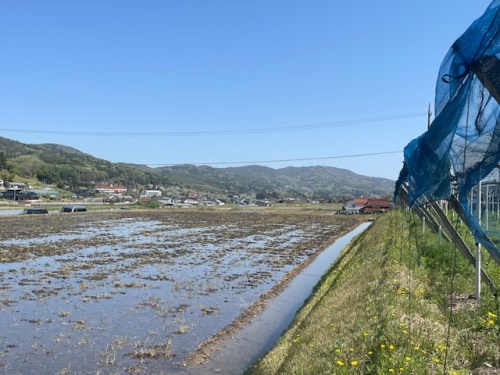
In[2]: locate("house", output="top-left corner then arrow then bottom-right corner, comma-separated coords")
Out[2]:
343,197 -> 392,214
360,199 -> 392,214
158,197 -> 174,206
94,184 -> 128,194
6,182 -> 27,190
353,198 -> 368,207
342,199 -> 364,214
187,191 -> 199,198
144,190 -> 162,197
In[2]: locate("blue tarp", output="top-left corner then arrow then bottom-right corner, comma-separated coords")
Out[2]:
394,0 -> 500,262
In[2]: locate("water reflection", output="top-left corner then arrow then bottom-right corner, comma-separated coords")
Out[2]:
0,212 -> 359,374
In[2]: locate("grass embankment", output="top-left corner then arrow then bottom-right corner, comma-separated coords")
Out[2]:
246,210 -> 500,375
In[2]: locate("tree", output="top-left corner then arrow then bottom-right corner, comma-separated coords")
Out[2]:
0,151 -> 7,170
36,166 -> 60,185
148,200 -> 159,209
256,192 -> 266,200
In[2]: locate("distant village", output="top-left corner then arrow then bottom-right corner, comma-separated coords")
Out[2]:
0,179 -> 391,213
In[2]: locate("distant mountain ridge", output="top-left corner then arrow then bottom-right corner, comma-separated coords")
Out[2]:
161,164 -> 393,199
0,136 -> 394,200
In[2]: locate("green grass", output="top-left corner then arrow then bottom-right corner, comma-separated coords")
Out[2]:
245,210 -> 500,375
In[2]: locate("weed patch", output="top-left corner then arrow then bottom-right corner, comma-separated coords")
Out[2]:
246,210 -> 500,374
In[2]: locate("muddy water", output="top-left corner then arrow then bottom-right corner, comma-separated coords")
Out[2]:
187,222 -> 371,375
0,211 -> 362,374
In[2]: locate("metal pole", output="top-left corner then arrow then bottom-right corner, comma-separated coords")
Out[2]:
495,185 -> 500,220
476,242 -> 482,300
479,181 -> 482,224
476,181 -> 482,300
486,184 -> 489,232
497,184 -> 499,219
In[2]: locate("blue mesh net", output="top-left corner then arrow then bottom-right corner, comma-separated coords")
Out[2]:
394,0 -> 500,262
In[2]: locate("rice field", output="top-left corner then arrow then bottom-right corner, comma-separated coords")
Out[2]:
0,209 -> 361,374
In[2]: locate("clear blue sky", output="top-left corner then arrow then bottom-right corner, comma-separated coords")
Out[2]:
0,1 -> 492,180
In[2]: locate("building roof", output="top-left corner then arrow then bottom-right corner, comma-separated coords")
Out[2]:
365,199 -> 392,208
353,198 -> 368,206
95,184 -> 127,192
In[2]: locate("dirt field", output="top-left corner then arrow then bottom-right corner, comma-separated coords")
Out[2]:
0,209 -> 362,374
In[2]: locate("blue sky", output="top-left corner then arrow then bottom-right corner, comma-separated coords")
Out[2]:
0,1 -> 492,180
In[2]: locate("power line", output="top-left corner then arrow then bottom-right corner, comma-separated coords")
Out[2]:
10,150 -> 402,167
0,103 -> 428,125
146,151 -> 402,166
0,112 -> 425,137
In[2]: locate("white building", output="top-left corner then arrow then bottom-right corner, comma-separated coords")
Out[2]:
144,189 -> 162,197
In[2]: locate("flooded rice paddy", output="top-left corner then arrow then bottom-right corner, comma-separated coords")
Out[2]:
0,210 -> 361,374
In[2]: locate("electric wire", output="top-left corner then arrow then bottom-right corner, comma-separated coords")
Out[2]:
0,112 -> 426,137
0,104 -> 427,125
146,151 -> 402,167
8,150 -> 402,168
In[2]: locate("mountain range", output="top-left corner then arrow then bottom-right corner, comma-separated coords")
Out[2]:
0,136 -> 395,201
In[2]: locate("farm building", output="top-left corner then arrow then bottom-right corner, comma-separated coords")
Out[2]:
343,198 -> 392,214
360,198 -> 392,214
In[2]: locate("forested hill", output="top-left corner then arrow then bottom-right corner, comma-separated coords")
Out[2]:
123,164 -> 394,200
0,136 -> 394,200
0,137 -> 169,188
